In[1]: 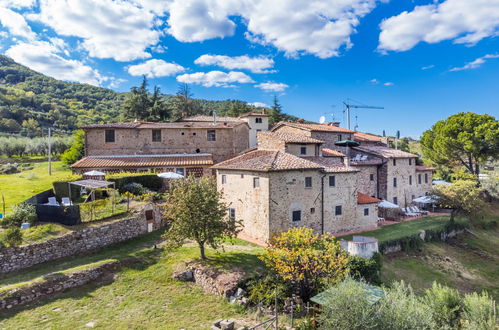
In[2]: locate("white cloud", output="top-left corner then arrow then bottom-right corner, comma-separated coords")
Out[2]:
194,54 -> 275,73
450,54 -> 499,71
0,0 -> 36,9
127,59 -> 185,78
176,71 -> 254,87
255,82 -> 289,92
369,78 -> 379,84
167,0 -> 379,58
6,41 -> 107,86
421,65 -> 435,70
248,102 -> 268,107
383,82 -> 394,86
379,0 -> 499,52
107,78 -> 127,89
32,0 -> 162,61
0,7 -> 37,40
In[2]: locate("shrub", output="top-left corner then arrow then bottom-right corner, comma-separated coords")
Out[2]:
318,277 -> 377,330
375,281 -> 435,330
123,182 -> 150,195
61,130 -> 84,165
247,274 -> 291,308
461,291 -> 497,329
424,282 -> 463,329
348,253 -> 382,284
108,173 -> 163,193
0,227 -> 23,247
2,202 -> 37,227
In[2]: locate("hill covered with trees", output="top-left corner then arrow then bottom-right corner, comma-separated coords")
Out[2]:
0,55 -> 297,137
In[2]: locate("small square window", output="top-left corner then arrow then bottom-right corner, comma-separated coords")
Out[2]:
207,130 -> 216,141
364,208 -> 369,216
176,168 -> 185,176
300,146 -> 307,155
393,177 -> 397,187
393,159 -> 397,166
310,208 -> 315,214
253,177 -> 260,188
228,208 -> 236,221
305,177 -> 312,188
329,175 -> 336,187
393,197 -> 398,205
255,117 -> 263,123
292,210 -> 301,222
221,175 -> 227,184
145,210 -> 154,220
105,129 -> 115,143
370,174 -> 374,181
335,205 -> 342,216
152,129 -> 161,142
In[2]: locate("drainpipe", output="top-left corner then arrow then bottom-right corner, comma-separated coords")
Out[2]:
321,174 -> 326,235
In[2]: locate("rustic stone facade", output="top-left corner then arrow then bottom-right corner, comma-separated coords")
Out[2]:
0,206 -> 163,274
84,123 -> 250,164
353,164 -> 378,197
239,114 -> 269,148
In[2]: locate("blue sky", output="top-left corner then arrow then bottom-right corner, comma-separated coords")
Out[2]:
0,0 -> 498,138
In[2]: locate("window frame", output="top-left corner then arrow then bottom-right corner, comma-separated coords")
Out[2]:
370,174 -> 374,181
105,129 -> 115,143
364,208 -> 369,216
418,174 -> 422,184
393,177 -> 397,187
329,175 -> 336,187
207,129 -> 216,141
292,210 -> 301,222
305,177 -> 313,188
253,177 -> 260,188
228,208 -> 236,221
255,117 -> 263,124
393,197 -> 398,205
425,173 -> 428,183
175,168 -> 185,176
393,159 -> 396,166
221,175 -> 227,184
335,205 -> 342,216
300,146 -> 307,155
152,129 -> 161,142
409,175 -> 412,185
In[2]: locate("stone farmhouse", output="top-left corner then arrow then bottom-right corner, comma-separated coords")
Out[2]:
71,119 -> 251,176
213,121 -> 434,243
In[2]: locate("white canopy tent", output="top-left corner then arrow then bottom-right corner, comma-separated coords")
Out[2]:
84,170 -> 106,176
413,195 -> 438,204
378,200 -> 399,208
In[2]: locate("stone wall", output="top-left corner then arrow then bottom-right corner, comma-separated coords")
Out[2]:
340,236 -> 379,258
0,261 -> 120,310
0,206 -> 163,274
256,132 -> 286,151
353,164 -> 378,197
413,170 -> 433,198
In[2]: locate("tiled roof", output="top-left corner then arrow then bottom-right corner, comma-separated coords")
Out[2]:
358,192 -> 381,204
303,157 -> 359,173
82,121 -> 246,129
353,146 -> 417,159
354,132 -> 385,142
212,150 -> 323,172
71,154 -> 213,169
350,160 -> 383,166
259,131 -> 324,144
416,166 -> 436,171
322,148 -> 346,157
239,112 -> 269,117
182,115 -> 243,122
272,122 -> 355,133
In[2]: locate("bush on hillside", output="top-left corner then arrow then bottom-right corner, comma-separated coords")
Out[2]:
2,202 -> 37,228
61,130 -> 84,165
424,282 -> 462,328
462,291 -> 497,329
348,253 -> 382,285
0,227 -> 23,247
122,182 -> 150,195
107,173 -> 163,193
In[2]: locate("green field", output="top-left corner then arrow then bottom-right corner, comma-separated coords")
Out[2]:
0,161 -> 75,212
0,230 -> 265,329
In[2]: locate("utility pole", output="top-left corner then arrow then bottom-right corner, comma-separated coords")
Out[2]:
48,127 -> 52,176
343,102 -> 384,130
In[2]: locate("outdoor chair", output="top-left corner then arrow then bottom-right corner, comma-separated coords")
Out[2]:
402,208 -> 418,217
47,197 -> 59,206
412,206 -> 428,216
361,155 -> 368,161
62,197 -> 73,206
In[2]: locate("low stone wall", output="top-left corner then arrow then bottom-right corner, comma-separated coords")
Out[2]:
0,204 -> 164,274
0,261 -> 120,310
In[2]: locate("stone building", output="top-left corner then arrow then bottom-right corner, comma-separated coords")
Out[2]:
213,131 -> 380,243
71,120 -> 249,175
185,111 -> 269,148
353,131 -> 388,146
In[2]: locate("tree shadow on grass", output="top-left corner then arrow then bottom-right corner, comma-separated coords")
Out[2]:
199,252 -> 265,276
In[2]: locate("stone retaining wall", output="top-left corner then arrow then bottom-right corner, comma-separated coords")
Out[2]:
0,261 -> 120,310
0,205 -> 164,274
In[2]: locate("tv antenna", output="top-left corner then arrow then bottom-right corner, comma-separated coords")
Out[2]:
319,116 -> 326,124
343,100 -> 384,130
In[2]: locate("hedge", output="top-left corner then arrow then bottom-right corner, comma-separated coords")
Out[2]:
106,173 -> 163,193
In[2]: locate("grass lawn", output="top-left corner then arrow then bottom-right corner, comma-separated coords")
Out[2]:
381,213 -> 499,301
338,215 -> 458,243
0,230 -> 266,329
0,161 -> 75,212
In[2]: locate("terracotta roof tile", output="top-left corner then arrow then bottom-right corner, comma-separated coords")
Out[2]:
71,154 -> 213,169
83,121 -> 245,129
353,146 -> 417,159
303,157 -> 359,173
213,150 -> 323,172
259,131 -> 324,144
272,122 -> 355,133
239,112 -> 269,117
358,192 -> 381,204
416,166 -> 436,171
322,148 -> 346,157
354,132 -> 385,142
182,115 -> 243,122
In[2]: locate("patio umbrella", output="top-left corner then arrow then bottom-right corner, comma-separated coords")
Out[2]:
378,200 -> 399,208
413,195 -> 438,204
158,172 -> 184,179
84,170 -> 105,176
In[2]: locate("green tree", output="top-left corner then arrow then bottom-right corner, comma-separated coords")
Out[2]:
398,137 -> 410,152
421,112 -> 498,176
433,180 -> 487,224
163,176 -> 240,259
269,95 -> 284,124
170,84 -> 200,120
61,129 -> 85,165
260,227 -> 349,300
21,118 -> 42,137
122,76 -> 151,120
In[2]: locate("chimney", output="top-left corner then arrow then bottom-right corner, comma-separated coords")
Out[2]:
343,147 -> 351,167
328,122 -> 340,127
297,118 -> 305,123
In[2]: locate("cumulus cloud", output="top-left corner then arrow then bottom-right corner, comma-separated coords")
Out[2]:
0,7 -> 37,40
369,78 -> 379,84
6,41 -> 106,86
383,82 -> 394,86
32,0 -> 162,61
194,54 -> 275,73
248,102 -> 268,107
255,82 -> 289,92
450,54 -> 499,71
167,0 -> 379,58
127,59 -> 185,78
0,0 -> 36,9
176,71 -> 254,87
378,0 -> 499,52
